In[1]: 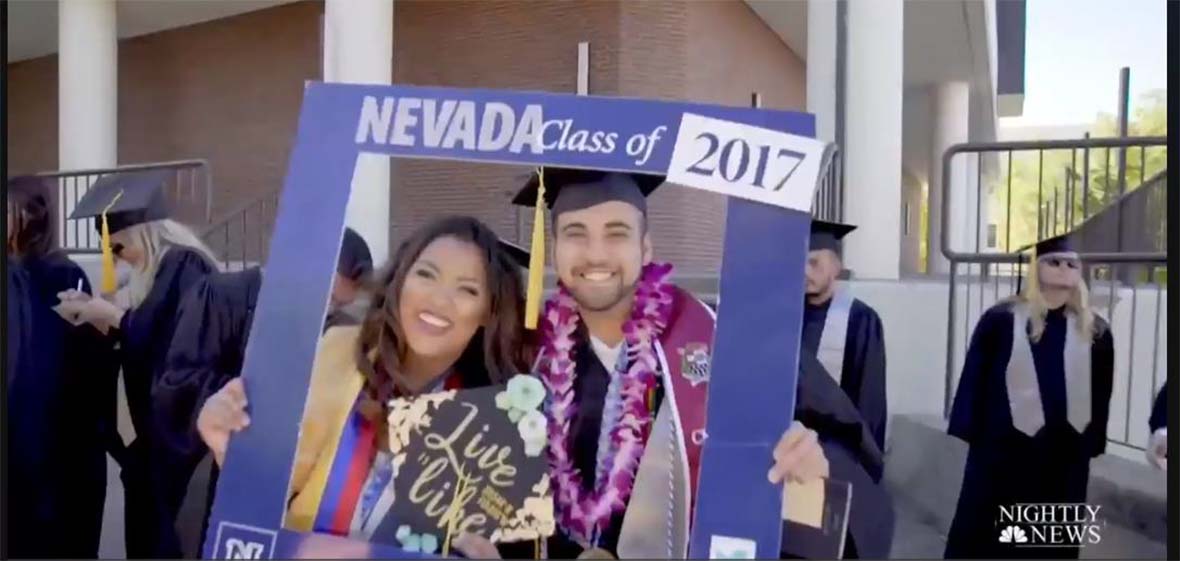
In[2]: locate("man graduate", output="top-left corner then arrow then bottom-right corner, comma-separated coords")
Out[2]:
800,220 -> 888,456
470,168 -> 889,560
946,233 -> 1114,559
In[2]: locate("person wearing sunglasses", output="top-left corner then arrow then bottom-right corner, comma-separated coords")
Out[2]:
944,233 -> 1114,559
56,169 -> 219,559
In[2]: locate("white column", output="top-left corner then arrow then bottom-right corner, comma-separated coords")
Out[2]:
927,81 -> 970,275
59,0 -> 117,247
842,0 -> 903,280
325,0 -> 393,266
806,0 -> 837,143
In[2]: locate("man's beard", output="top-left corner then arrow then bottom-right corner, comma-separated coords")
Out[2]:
570,277 -> 639,313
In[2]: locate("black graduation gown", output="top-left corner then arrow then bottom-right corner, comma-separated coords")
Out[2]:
116,247 -> 216,559
7,253 -> 122,558
791,352 -> 895,559
153,266 -> 262,558
801,297 -> 889,454
945,304 -> 1114,560
1149,382 -> 1167,433
153,267 -> 262,474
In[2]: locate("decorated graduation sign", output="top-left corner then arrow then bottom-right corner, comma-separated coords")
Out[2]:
204,82 -> 824,559
377,377 -> 556,551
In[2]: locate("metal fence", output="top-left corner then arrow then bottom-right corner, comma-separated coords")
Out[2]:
940,135 -> 1168,451
200,190 -> 280,272
35,160 -> 213,253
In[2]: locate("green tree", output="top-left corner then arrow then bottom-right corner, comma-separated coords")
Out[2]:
988,89 -> 1167,252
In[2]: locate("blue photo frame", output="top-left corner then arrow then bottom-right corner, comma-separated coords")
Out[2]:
203,82 -> 821,559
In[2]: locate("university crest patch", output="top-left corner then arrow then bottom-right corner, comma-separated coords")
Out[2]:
679,342 -> 711,386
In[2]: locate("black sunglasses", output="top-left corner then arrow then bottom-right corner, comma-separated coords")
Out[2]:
1042,256 -> 1080,270
112,243 -> 125,256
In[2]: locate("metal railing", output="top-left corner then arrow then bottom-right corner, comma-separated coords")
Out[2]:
200,190 -> 280,272
940,135 -> 1168,451
812,143 -> 844,223
36,159 -> 213,254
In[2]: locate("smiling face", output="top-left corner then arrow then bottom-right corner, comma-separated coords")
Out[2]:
396,236 -> 491,364
552,200 -> 652,313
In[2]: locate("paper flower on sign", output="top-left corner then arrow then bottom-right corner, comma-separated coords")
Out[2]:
395,525 -> 438,554
518,410 -> 548,457
507,374 -> 546,411
497,374 -> 548,428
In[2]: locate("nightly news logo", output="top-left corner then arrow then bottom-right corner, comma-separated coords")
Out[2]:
996,504 -> 1103,547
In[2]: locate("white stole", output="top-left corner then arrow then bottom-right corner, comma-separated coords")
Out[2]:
817,288 -> 854,385
616,341 -> 692,558
1006,304 -> 1093,437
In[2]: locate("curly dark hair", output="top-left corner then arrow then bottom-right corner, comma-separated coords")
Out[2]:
7,176 -> 56,260
354,216 -> 529,429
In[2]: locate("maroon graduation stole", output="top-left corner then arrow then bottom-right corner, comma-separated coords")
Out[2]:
657,286 -> 716,512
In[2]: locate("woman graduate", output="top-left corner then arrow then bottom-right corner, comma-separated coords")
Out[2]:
6,176 -> 122,558
196,216 -> 531,556
56,169 -> 219,558
945,233 -> 1114,559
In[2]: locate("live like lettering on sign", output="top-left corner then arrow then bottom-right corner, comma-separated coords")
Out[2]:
382,377 -> 554,549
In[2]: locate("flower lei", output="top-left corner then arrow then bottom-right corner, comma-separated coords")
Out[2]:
538,262 -> 676,546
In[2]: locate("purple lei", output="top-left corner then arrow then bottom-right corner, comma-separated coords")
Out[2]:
538,262 -> 676,545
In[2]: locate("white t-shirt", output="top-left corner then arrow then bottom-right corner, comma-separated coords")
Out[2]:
590,335 -> 625,372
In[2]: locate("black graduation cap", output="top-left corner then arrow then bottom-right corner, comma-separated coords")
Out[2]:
810,219 -> 857,254
69,169 -> 172,233
1014,232 -> 1080,294
1031,232 -> 1076,257
497,239 -> 531,269
338,227 -> 374,280
511,167 -> 664,330
510,167 -> 665,217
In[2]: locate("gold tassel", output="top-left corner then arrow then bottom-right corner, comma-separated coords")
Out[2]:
99,190 -> 125,294
524,168 -> 547,330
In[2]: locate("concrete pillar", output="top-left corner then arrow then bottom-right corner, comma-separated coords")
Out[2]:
927,82 -> 970,275
842,0 -> 903,280
806,0 -> 837,143
58,0 -> 117,246
324,0 -> 393,266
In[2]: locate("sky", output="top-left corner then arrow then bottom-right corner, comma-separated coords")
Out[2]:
1000,0 -> 1168,128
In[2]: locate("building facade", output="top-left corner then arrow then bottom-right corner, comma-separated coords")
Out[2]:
6,0 -> 1023,280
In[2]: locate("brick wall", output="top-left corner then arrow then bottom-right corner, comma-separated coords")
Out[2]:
6,0 -> 804,270
5,1 -> 321,226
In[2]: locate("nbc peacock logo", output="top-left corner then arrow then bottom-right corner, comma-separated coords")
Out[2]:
998,525 -> 1029,544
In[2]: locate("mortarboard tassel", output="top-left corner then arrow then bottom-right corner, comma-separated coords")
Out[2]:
524,168 -> 547,330
99,190 -> 124,295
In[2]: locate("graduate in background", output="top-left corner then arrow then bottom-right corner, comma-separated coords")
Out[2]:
945,233 -> 1114,559
55,169 -> 219,558
324,227 -> 375,330
1146,383 -> 1166,470
6,176 -> 122,558
800,220 -> 888,457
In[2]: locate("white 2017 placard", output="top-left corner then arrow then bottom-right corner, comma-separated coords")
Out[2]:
666,112 -> 826,213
